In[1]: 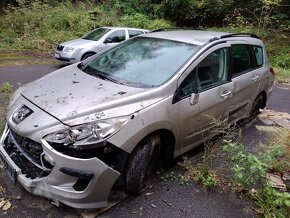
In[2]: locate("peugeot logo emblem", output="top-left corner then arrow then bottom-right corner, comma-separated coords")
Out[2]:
12,105 -> 33,124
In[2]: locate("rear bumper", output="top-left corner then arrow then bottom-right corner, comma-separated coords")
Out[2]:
0,125 -> 120,209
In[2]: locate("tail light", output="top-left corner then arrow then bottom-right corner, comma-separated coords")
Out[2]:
269,67 -> 275,78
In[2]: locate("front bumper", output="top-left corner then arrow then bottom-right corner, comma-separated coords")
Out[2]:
0,125 -> 120,209
54,50 -> 79,63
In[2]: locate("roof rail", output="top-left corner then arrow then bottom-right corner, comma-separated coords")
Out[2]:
150,27 -> 204,33
209,33 -> 260,42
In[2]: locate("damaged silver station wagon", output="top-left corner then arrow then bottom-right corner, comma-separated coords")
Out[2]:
0,30 -> 275,208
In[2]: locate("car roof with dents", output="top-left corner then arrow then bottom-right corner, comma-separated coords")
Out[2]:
142,30 -> 264,46
142,30 -> 230,45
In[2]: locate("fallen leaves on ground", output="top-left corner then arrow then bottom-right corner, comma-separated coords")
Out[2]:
0,186 -> 5,194
266,173 -> 287,191
0,198 -> 12,211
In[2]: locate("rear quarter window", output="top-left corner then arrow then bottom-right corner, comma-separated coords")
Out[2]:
252,45 -> 263,67
128,30 -> 144,38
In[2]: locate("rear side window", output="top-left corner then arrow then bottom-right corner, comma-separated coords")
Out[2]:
129,30 -> 143,38
253,46 -> 263,67
230,44 -> 251,76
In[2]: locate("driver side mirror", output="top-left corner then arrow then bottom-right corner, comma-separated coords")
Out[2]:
190,81 -> 199,105
190,93 -> 199,106
104,38 -> 113,43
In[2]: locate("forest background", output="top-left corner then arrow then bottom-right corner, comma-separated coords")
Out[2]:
0,0 -> 289,81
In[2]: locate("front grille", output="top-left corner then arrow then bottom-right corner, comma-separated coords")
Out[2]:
56,45 -> 64,51
10,130 -> 43,160
3,129 -> 51,179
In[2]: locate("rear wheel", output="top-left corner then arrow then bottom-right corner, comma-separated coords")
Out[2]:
124,134 -> 161,195
250,94 -> 264,119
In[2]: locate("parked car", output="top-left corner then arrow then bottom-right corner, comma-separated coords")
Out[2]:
54,26 -> 148,63
0,30 -> 275,209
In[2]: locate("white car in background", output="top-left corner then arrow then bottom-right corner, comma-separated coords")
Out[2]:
54,27 -> 148,63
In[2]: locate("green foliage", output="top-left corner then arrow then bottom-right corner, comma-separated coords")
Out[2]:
224,0 -> 289,32
0,82 -> 13,134
0,82 -> 13,96
223,140 -> 267,187
121,13 -> 171,29
260,144 -> 285,168
194,170 -> 218,188
177,156 -> 219,188
275,67 -> 290,84
265,129 -> 290,173
159,0 -> 233,26
0,0 -> 93,50
252,185 -> 290,217
223,138 -> 290,217
273,54 -> 290,69
0,0 -> 172,51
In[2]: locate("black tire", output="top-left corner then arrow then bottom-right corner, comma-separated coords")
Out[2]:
124,134 -> 161,195
81,52 -> 95,61
250,94 -> 264,119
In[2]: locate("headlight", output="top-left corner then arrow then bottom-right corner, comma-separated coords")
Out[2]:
63,47 -> 74,52
43,117 -> 130,147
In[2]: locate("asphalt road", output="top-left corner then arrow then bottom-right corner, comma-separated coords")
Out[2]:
0,63 -> 289,218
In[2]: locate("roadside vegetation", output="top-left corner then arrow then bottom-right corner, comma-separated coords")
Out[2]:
0,0 -> 289,81
162,120 -> 290,217
0,82 -> 13,134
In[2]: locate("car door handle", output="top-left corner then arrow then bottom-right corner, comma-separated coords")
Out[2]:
220,90 -> 232,99
252,75 -> 259,82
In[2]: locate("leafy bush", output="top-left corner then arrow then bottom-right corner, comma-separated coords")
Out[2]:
0,0 -> 172,51
223,140 -> 267,187
252,185 -> 290,217
0,1 -> 93,50
121,13 -> 171,29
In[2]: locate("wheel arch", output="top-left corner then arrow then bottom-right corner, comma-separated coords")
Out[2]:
126,129 -> 176,167
256,90 -> 267,108
123,129 -> 175,194
81,51 -> 96,61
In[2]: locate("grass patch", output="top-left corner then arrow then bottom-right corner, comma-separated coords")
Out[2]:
275,67 -> 290,84
0,82 -> 14,134
0,52 -> 56,67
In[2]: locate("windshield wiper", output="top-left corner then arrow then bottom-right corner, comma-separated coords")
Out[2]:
83,66 -> 122,84
96,72 -> 122,84
77,62 -> 85,70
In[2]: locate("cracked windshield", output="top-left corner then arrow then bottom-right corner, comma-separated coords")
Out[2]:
83,37 -> 199,88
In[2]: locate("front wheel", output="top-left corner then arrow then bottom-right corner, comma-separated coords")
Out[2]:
124,134 -> 161,195
81,52 -> 95,61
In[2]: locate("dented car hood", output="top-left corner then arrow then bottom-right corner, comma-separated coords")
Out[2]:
21,64 -> 163,126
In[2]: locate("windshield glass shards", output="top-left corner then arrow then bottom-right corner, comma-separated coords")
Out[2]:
82,37 -> 200,88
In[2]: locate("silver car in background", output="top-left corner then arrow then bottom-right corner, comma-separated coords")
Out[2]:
0,30 -> 275,208
54,26 -> 148,63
